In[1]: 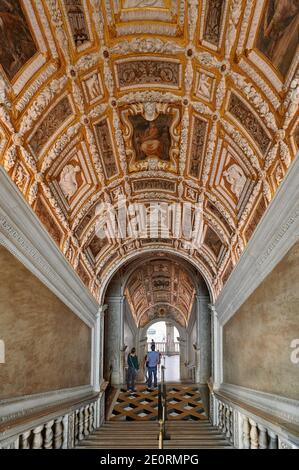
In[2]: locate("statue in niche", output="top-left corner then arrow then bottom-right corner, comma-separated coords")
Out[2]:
59,164 -> 80,199
223,164 -> 246,198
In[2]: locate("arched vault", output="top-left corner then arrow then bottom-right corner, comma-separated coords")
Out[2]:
0,0 -> 298,301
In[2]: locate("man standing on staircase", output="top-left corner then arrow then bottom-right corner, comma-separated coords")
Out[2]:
146,344 -> 160,390
127,347 -> 139,392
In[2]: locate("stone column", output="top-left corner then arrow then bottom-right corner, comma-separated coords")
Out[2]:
92,304 -> 108,392
196,294 -> 211,384
138,336 -> 148,382
178,337 -> 188,380
98,304 -> 108,387
166,322 -> 175,353
210,305 -> 222,389
105,295 -> 125,385
92,311 -> 101,392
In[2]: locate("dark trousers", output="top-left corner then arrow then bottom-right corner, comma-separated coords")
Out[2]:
147,366 -> 157,388
127,367 -> 137,390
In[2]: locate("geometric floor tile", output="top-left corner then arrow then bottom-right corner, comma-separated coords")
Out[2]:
110,384 -> 208,421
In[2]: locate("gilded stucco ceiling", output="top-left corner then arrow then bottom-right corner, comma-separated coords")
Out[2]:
0,1 -> 298,302
125,259 -> 196,327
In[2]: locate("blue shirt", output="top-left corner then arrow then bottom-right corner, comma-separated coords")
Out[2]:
147,351 -> 160,368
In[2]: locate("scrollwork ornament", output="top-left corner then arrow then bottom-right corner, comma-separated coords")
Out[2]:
230,72 -> 278,131
4,144 -> 17,171
19,77 -> 67,136
28,180 -> 38,205
188,0 -> 199,42
179,106 -> 190,176
225,0 -> 242,59
47,0 -> 71,64
41,182 -> 69,230
110,38 -> 184,55
202,122 -> 217,187
279,140 -> 291,168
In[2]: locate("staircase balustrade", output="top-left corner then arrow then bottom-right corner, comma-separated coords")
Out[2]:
0,393 -> 104,449
210,392 -> 299,449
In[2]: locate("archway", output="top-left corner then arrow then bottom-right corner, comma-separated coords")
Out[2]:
145,320 -> 181,382
102,250 -> 211,390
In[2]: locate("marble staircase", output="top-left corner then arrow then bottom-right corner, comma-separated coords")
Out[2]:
76,421 -> 233,449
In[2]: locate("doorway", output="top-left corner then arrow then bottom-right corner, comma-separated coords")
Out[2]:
146,321 -> 180,382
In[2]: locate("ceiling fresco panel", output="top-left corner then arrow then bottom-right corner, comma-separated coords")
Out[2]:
0,0 -> 37,81
0,0 -> 298,301
256,0 -> 299,78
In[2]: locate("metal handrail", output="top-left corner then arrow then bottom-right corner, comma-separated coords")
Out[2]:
158,365 -> 168,449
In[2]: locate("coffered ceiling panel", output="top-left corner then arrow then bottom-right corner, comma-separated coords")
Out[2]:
0,0 -> 298,301
125,258 -> 196,327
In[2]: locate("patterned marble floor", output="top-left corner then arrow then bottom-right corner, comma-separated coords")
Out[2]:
110,385 -> 208,421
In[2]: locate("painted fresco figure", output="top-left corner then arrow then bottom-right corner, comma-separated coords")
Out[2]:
258,0 -> 299,76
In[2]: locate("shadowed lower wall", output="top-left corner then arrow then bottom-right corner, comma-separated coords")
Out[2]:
0,246 -> 91,400
223,239 -> 299,401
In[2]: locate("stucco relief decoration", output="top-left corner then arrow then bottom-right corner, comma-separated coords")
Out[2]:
195,69 -> 215,102
28,96 -> 73,158
202,0 -> 225,47
82,72 -> 103,104
0,0 -> 297,300
115,59 -> 181,89
125,259 -> 195,326
228,93 -> 271,155
188,115 -> 208,178
123,0 -> 165,7
63,0 -> 90,47
94,119 -> 118,179
59,164 -> 81,199
223,164 -> 246,198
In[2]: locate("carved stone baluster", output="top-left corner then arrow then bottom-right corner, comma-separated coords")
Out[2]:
89,403 -> 94,433
74,409 -> 80,444
84,405 -> 89,437
78,407 -> 84,441
20,430 -> 31,449
223,405 -> 227,434
222,405 -> 226,433
268,430 -> 278,449
32,425 -> 44,449
242,415 -> 250,449
54,417 -> 63,449
62,414 -> 69,449
226,406 -> 231,439
229,407 -> 234,443
93,400 -> 98,430
258,424 -> 268,449
68,412 -> 75,449
44,420 -> 54,449
222,404 -> 226,433
218,402 -> 223,430
249,419 -> 259,449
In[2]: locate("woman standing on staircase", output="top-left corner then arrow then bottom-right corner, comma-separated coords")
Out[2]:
127,347 -> 139,392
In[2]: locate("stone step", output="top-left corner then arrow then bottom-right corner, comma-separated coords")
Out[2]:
93,430 -> 222,437
75,403 -> 232,448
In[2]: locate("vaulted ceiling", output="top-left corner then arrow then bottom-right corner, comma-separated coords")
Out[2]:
0,1 -> 298,302
125,258 -> 196,327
